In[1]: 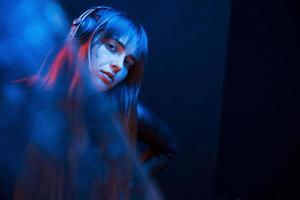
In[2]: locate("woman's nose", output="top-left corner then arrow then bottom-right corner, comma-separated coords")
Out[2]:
110,63 -> 122,73
110,55 -> 125,73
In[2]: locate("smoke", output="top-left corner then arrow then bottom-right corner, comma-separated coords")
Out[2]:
0,0 -> 68,80
0,1 -> 164,199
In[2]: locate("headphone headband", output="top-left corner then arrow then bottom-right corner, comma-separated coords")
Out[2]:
68,6 -> 113,42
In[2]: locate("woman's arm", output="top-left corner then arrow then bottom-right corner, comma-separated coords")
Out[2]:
137,102 -> 178,175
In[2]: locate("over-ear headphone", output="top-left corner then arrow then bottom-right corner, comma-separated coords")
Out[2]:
68,6 -> 113,42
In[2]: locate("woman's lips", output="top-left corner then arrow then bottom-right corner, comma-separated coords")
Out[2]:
100,70 -> 114,81
96,70 -> 114,84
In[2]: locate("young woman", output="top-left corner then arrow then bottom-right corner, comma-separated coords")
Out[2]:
2,6 -> 177,199
43,5 -> 177,176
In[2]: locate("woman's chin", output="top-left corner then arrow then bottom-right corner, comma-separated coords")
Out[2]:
96,83 -> 111,92
91,78 -> 110,92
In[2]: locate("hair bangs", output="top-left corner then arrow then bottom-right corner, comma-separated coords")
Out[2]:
101,15 -> 148,61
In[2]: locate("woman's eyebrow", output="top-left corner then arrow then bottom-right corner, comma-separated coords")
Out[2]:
115,39 -> 124,47
114,39 -> 137,61
114,39 -> 125,51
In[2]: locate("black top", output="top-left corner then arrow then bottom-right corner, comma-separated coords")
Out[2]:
137,102 -> 177,175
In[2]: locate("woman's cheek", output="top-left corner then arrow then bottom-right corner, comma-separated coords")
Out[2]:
119,70 -> 128,83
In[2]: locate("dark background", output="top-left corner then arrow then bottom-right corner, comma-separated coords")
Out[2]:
0,0 -> 299,199
216,0 -> 299,199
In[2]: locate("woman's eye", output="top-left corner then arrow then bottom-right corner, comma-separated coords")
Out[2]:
105,43 -> 117,52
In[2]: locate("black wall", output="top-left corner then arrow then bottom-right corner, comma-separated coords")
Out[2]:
217,0 -> 299,199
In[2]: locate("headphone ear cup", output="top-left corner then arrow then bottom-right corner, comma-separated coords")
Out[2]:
74,16 -> 96,42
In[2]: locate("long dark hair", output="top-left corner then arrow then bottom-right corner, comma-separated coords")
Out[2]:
39,7 -> 148,143
14,7 -> 154,200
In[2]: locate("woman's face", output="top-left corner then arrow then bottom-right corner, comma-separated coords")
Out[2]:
89,36 -> 136,92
